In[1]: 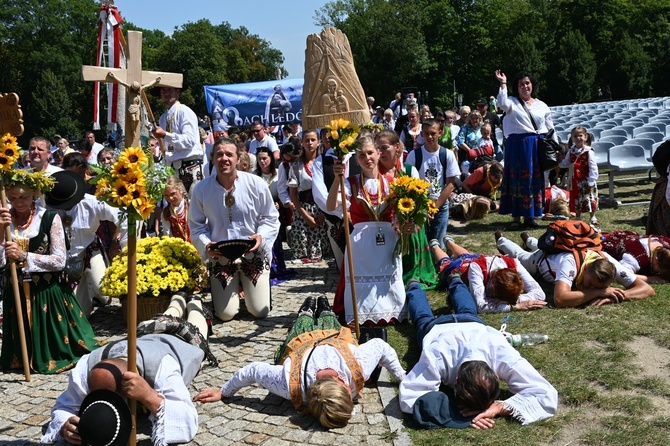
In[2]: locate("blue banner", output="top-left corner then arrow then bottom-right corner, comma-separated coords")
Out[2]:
204,78 -> 303,132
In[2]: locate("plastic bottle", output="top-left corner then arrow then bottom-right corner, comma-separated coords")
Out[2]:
506,333 -> 548,348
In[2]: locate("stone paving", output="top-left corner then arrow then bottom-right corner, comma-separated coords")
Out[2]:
0,258 -> 410,446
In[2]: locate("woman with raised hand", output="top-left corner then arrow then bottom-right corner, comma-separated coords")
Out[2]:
495,69 -> 555,230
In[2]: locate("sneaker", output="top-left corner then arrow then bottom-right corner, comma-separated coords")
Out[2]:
405,278 -> 421,291
590,217 -> 599,226
428,239 -> 440,248
446,270 -> 463,286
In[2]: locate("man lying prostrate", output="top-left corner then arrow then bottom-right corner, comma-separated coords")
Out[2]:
496,231 -> 655,307
399,277 -> 558,429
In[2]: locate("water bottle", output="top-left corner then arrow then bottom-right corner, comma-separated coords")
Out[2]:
506,333 -> 548,348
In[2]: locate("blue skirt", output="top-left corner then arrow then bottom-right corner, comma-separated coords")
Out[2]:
499,133 -> 544,218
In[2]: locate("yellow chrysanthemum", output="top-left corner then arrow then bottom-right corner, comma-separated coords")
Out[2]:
118,147 -> 148,167
397,197 -> 415,214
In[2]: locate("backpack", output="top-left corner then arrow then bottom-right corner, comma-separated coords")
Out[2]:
537,220 -> 602,272
652,139 -> 670,177
469,154 -> 495,174
413,146 -> 449,184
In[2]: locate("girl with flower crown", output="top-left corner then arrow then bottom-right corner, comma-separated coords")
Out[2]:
326,135 -> 406,326
0,170 -> 100,374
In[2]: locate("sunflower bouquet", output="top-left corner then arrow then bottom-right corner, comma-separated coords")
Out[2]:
91,146 -> 172,223
385,176 -> 438,256
324,118 -> 360,159
0,133 -> 22,173
101,236 -> 207,298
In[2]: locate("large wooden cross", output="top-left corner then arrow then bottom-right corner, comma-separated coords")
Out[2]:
82,30 -> 183,146
81,30 -> 183,446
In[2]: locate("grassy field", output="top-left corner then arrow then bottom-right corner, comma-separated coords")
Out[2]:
386,176 -> 670,445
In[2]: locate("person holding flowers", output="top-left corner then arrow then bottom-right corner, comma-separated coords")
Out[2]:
326,134 -> 406,326
189,138 -> 280,322
378,129 -> 437,290
0,157 -> 100,374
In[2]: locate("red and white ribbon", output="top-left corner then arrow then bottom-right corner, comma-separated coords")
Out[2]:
93,5 -> 123,130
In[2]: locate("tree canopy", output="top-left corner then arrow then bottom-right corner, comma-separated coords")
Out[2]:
0,0 -> 285,143
315,0 -> 670,110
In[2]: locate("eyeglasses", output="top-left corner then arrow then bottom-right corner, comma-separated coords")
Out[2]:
252,129 -> 262,133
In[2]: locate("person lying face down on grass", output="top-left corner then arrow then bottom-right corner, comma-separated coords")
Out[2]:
496,231 -> 655,307
399,278 -> 558,429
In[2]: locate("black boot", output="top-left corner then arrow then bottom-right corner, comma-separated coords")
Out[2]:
299,297 -> 317,315
315,296 -> 332,320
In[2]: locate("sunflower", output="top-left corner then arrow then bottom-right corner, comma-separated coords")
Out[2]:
3,144 -> 19,160
1,133 -> 17,147
0,155 -> 11,171
118,147 -> 148,167
110,178 -> 135,207
428,200 -> 439,215
136,199 -> 156,220
397,197 -> 415,214
111,160 -> 133,179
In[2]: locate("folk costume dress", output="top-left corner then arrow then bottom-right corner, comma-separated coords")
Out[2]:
334,174 -> 406,325
288,160 -> 332,262
0,208 -> 99,374
260,172 -> 296,285
386,164 -> 437,290
161,198 -> 191,242
560,145 -> 599,213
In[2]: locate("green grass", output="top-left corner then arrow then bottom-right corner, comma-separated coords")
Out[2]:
385,177 -> 670,445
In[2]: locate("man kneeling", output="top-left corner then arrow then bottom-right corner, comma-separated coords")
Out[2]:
399,277 -> 557,429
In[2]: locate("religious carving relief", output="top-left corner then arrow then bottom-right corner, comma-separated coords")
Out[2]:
303,27 -> 370,129
0,93 -> 24,136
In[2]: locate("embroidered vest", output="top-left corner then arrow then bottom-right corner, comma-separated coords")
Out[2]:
281,328 -> 365,410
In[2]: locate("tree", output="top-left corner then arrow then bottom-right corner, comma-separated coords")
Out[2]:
547,31 -> 597,104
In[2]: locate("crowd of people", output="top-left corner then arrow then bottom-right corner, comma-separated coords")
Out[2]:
2,74 -> 669,444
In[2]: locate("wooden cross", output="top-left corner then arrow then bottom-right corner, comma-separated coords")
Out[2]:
81,30 -> 183,147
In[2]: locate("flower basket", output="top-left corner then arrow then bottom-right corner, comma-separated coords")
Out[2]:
102,236 -> 207,301
120,294 -> 171,322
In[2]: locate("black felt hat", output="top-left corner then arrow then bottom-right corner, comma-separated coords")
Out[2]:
78,389 -> 132,446
212,239 -> 255,261
45,170 -> 86,210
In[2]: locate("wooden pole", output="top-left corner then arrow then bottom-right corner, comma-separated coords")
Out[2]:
0,185 -> 30,381
126,217 -> 137,446
339,175 -> 360,339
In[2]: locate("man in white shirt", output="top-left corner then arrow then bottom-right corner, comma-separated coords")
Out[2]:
248,120 -> 280,160
152,87 -> 204,193
84,131 -> 104,158
41,298 -> 211,446
45,169 -> 120,316
399,279 -> 558,429
496,231 -> 655,307
28,136 -> 63,175
189,137 -> 280,322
